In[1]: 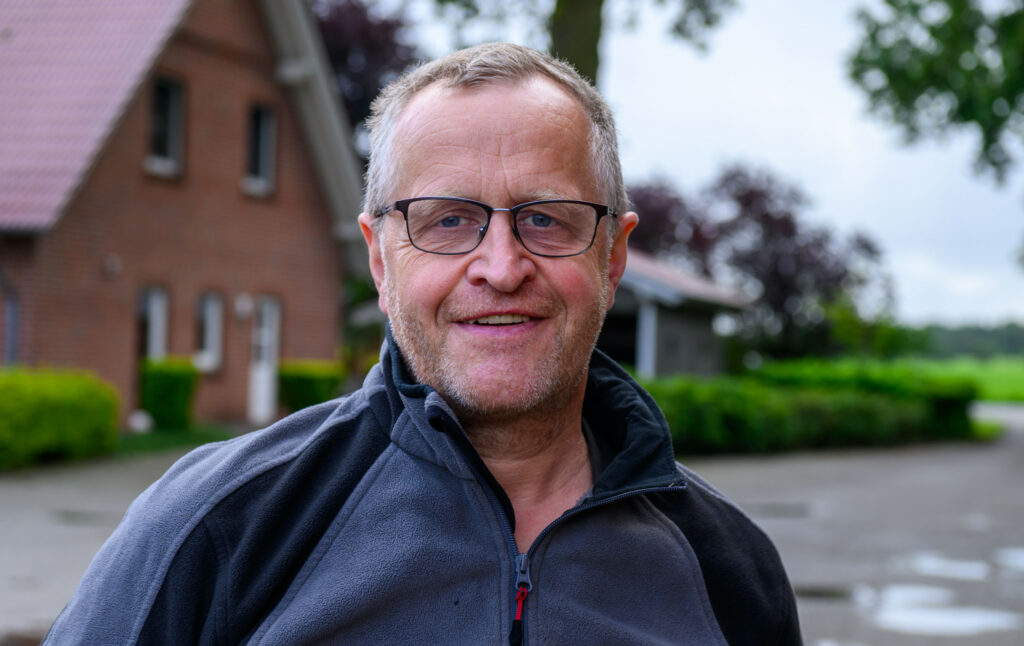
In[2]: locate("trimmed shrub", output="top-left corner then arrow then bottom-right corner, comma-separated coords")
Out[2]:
0,369 -> 119,469
278,359 -> 345,412
640,375 -> 938,454
751,359 -> 977,440
139,357 -> 199,430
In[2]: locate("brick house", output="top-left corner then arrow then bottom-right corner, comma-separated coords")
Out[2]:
0,0 -> 364,425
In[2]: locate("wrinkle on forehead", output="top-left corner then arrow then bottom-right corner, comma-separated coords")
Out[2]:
390,77 -> 599,202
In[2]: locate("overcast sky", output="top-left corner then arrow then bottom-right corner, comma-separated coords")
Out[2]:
393,0 -> 1024,326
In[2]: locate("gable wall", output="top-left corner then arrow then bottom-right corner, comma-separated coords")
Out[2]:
26,0 -> 343,422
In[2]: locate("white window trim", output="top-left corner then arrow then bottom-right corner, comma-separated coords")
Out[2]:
193,292 -> 224,373
144,288 -> 168,360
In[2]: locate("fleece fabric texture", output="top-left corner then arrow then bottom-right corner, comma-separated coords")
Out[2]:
44,336 -> 802,645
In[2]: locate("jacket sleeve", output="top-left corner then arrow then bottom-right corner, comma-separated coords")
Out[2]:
42,447 -> 230,645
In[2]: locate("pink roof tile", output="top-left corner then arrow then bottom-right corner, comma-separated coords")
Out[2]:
0,0 -> 192,231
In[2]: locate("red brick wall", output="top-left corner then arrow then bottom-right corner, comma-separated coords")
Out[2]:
18,0 -> 344,423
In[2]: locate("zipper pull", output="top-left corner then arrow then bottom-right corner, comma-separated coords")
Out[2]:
509,554 -> 532,646
514,553 -> 533,590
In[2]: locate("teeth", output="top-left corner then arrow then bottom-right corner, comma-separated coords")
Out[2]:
469,314 -> 531,325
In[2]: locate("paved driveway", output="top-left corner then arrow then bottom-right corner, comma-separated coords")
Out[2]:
2,404 -> 1022,644
688,401 -> 1024,646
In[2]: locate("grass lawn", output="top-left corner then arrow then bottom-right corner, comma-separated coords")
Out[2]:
892,355 -> 1024,402
116,425 -> 236,456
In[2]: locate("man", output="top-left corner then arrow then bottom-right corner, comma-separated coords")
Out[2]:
46,43 -> 801,645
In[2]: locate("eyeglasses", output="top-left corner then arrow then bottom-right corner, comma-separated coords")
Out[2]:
376,197 -> 617,257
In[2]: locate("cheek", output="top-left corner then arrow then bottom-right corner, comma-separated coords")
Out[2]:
383,250 -> 458,318
552,261 -> 608,313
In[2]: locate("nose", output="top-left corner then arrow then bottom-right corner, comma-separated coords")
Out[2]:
465,210 -> 536,292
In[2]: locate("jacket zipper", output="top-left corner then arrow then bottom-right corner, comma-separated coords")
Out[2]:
508,553 -> 532,646
504,483 -> 685,646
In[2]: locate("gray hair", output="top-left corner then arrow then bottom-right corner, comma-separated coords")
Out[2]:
362,42 -> 628,221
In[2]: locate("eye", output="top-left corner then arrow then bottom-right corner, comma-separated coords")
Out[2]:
526,213 -> 553,228
425,206 -> 481,229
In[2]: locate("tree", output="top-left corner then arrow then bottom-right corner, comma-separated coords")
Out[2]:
629,167 -> 890,358
311,0 -> 421,155
430,0 -> 737,81
627,179 -> 719,276
312,0 -> 421,373
848,0 -> 1024,262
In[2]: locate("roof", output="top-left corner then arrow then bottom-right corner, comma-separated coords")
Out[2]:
621,248 -> 748,310
0,0 -> 363,253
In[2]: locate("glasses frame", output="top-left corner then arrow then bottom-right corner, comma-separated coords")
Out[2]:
376,196 -> 617,258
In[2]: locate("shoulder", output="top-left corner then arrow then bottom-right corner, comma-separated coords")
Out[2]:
652,463 -> 802,645
143,386 -> 388,526
46,385 -> 394,645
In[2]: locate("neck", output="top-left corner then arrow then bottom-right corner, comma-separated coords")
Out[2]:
462,388 -> 594,550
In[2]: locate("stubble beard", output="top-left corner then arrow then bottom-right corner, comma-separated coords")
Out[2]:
383,264 -> 609,426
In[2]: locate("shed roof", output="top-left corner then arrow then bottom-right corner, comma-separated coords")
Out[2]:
621,248 -> 748,310
0,0 -> 362,248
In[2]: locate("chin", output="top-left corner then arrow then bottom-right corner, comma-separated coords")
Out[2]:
435,359 -> 589,423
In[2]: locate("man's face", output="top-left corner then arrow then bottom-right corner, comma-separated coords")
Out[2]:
359,77 -> 636,421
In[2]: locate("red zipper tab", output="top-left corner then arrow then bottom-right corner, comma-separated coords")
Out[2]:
515,585 -> 528,620
509,553 -> 532,646
509,585 -> 528,645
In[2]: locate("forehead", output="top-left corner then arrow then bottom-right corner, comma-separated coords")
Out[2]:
389,76 -> 596,200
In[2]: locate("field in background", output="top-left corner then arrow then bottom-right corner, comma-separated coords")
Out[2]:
892,355 -> 1024,402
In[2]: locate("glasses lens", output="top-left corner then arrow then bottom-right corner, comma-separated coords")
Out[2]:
405,199 -> 489,254
515,201 -> 598,256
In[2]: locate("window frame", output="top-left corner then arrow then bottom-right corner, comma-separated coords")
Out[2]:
144,75 -> 186,179
137,286 -> 169,361
241,103 -> 277,197
193,291 -> 225,373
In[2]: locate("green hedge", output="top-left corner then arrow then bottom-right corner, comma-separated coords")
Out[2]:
0,369 -> 119,469
750,359 -> 978,440
640,374 -> 970,455
278,359 -> 345,413
139,357 -> 199,430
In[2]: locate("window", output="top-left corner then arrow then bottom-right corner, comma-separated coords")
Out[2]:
136,287 -> 168,361
145,76 -> 185,177
2,292 -> 17,365
194,292 -> 224,372
241,104 -> 276,196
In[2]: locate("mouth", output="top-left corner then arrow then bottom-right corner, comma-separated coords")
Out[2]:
465,314 -> 533,325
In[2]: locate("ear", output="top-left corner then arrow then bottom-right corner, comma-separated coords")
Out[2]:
606,211 -> 638,310
358,212 -> 388,316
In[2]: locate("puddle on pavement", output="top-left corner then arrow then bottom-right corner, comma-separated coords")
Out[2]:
855,584 -> 1023,637
995,547 -> 1024,576
901,551 -> 990,581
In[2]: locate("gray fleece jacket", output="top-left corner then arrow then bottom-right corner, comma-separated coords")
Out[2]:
44,337 -> 802,645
